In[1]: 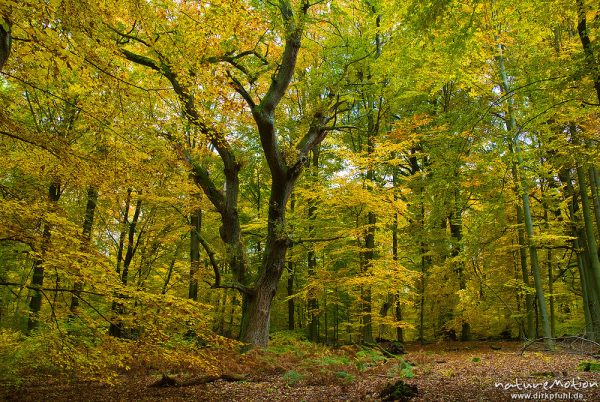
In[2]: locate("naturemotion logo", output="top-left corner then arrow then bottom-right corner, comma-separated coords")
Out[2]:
495,378 -> 598,392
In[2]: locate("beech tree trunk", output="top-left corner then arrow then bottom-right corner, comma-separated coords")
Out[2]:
109,191 -> 142,338
287,194 -> 295,330
392,166 -> 404,343
27,181 -> 61,332
0,20 -> 11,71
449,204 -> 470,341
510,162 -> 535,340
562,170 -> 600,337
239,185 -> 293,345
307,147 -> 320,341
577,166 -> 600,299
189,209 -> 201,300
69,186 -> 98,313
589,167 -> 600,234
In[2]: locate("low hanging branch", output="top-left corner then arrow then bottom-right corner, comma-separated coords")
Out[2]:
293,235 -> 345,245
196,234 -> 254,295
0,281 -> 106,297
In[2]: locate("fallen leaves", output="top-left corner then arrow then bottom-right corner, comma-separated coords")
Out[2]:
2,341 -> 600,401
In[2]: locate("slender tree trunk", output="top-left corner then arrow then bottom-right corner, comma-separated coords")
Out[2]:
115,189 -> 131,277
109,191 -> 142,338
578,226 -> 600,338
121,195 -> 142,286
287,194 -> 295,330
563,170 -> 600,337
589,166 -> 600,234
227,294 -> 237,337
450,205 -> 470,341
215,290 -> 227,335
0,20 -> 11,71
418,226 -> 427,343
577,166 -> 600,289
324,286 -> 330,343
27,181 -> 61,332
540,176 -> 558,339
577,243 -> 594,332
360,116 -> 377,344
514,137 -> 553,349
334,289 -> 339,344
392,167 -> 403,343
498,45 -> 554,349
576,1 -> 600,331
287,259 -> 295,330
576,0 -> 600,103
162,242 -> 181,295
70,186 -> 98,313
189,208 -> 201,300
511,166 -> 535,339
575,166 -> 600,339
307,147 -> 320,342
547,246 -> 555,338
361,209 -> 375,344
575,0 -> 600,238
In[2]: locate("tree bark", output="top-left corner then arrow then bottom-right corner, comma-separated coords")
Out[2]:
576,0 -> 600,103
450,205 -> 470,341
70,186 -> 98,313
577,166 -> 600,298
189,208 -> 201,300
0,18 -> 11,71
239,177 -> 295,345
287,194 -> 295,330
509,162 -> 535,340
307,147 -> 320,342
27,181 -> 61,332
589,167 -> 600,235
109,191 -> 142,338
392,166 -> 403,343
562,169 -> 600,337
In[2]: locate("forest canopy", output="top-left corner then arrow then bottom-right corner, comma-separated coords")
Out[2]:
0,0 -> 599,385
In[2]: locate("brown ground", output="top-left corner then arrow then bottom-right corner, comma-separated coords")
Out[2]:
3,341 -> 600,401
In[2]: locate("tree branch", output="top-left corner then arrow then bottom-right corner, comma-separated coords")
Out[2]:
260,0 -> 302,115
107,23 -> 152,48
120,48 -> 162,72
196,234 -> 254,295
0,281 -> 106,296
196,234 -> 221,288
293,236 -> 344,244
121,48 -> 240,215
185,153 -> 226,214
227,71 -> 256,108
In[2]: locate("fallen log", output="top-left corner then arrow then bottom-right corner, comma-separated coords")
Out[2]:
149,373 -> 247,388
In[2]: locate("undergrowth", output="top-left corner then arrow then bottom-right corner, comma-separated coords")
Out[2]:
246,330 -> 406,386
0,326 -> 235,387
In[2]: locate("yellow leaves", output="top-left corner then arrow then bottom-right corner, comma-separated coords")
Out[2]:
241,217 -> 268,235
579,113 -> 600,141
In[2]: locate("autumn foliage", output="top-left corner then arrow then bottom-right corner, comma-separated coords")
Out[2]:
0,0 -> 600,397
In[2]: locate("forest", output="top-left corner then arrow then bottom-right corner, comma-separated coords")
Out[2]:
1,0 -> 600,400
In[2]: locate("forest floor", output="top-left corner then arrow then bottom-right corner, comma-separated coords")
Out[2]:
3,340 -> 600,401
